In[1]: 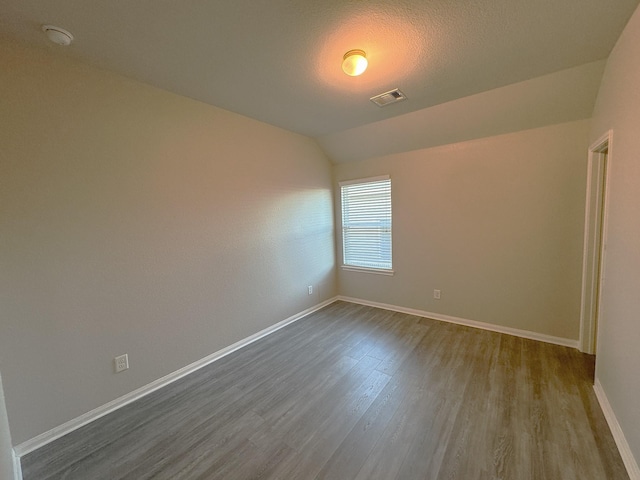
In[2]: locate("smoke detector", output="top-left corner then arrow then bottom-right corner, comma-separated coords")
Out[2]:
370,88 -> 407,107
42,25 -> 74,46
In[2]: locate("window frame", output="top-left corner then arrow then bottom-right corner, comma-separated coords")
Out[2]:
339,175 -> 393,275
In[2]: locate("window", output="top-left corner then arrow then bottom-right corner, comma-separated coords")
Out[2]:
340,176 -> 392,272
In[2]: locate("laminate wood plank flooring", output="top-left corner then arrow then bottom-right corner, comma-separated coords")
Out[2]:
21,301 -> 629,479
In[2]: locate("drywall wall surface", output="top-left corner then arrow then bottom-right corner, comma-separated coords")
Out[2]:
334,120 -> 590,340
590,3 -> 640,466
0,373 -> 14,480
0,40 -> 336,444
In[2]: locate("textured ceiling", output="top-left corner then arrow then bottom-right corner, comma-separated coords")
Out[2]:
319,60 -> 606,163
1,0 -> 639,147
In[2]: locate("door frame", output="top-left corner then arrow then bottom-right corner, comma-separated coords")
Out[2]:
579,130 -> 612,354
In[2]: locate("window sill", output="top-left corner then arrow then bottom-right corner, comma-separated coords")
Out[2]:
341,265 -> 395,276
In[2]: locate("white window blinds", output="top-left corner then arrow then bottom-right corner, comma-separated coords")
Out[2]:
340,176 -> 392,270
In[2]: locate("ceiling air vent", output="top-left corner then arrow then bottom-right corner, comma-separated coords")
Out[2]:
370,88 -> 407,107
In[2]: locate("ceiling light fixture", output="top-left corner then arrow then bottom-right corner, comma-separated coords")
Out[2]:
42,25 -> 74,46
342,50 -> 368,76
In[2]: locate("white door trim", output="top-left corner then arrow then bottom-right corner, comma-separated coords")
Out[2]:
579,130 -> 612,354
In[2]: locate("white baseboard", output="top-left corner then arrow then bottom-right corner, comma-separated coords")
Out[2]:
14,296 -> 339,458
337,296 -> 579,349
593,378 -> 640,480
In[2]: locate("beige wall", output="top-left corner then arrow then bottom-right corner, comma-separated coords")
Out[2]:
590,3 -> 640,466
0,40 -> 336,445
334,120 -> 590,341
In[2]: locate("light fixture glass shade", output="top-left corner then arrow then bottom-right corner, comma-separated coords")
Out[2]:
342,50 -> 368,76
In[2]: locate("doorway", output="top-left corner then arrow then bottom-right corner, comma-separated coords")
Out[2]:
579,131 -> 611,354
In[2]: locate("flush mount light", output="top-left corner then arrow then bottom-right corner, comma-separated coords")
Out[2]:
42,25 -> 74,46
342,49 -> 368,76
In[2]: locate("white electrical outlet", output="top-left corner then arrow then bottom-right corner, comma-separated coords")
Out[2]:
433,289 -> 441,300
114,354 -> 129,373
308,285 -> 313,295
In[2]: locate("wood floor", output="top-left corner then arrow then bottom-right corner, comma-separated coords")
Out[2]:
22,301 -> 628,479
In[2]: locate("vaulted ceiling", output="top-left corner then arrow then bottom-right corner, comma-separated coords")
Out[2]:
1,0 -> 638,162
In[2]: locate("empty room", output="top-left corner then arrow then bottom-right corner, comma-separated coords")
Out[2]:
2,1 -> 640,479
